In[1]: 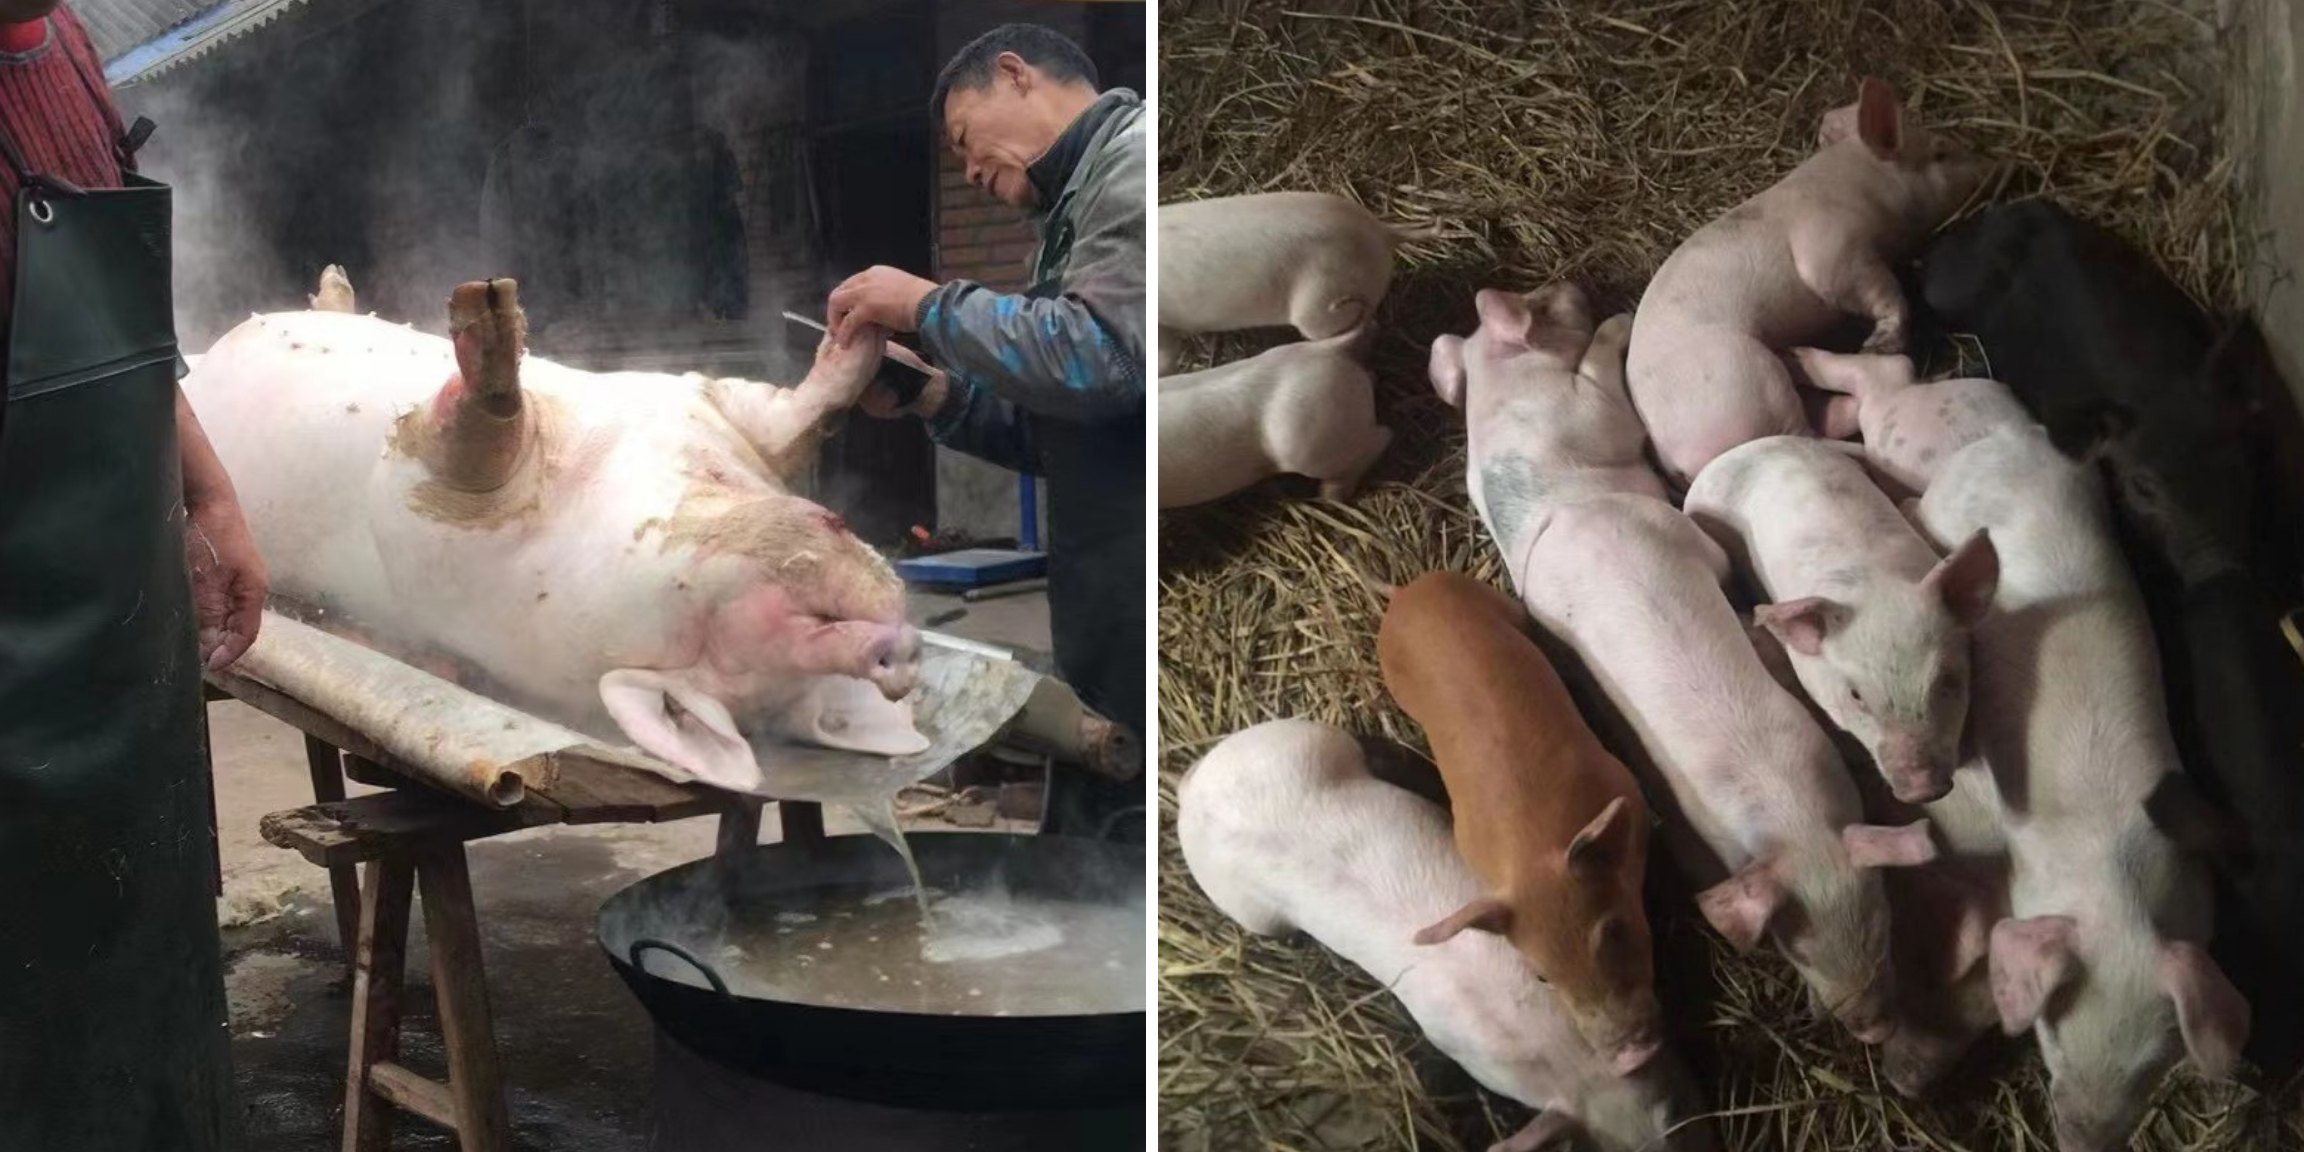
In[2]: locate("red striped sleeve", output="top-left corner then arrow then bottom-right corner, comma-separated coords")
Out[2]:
0,5 -> 126,336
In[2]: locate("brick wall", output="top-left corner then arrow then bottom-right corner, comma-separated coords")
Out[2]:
935,161 -> 1039,290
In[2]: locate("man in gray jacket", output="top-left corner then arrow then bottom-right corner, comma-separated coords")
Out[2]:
827,23 -> 1144,838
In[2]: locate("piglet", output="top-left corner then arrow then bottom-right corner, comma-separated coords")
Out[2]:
1157,328 -> 1392,508
1376,572 -> 1662,1074
1178,719 -> 1715,1152
1683,435 -> 1997,804
1840,369 -> 2248,1150
1626,77 -> 1989,482
1432,282 -> 1936,1045
1426,283 -> 1664,556
1158,191 -> 1435,371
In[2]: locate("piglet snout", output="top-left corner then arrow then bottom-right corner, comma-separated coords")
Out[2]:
1877,735 -> 1953,803
866,623 -> 923,700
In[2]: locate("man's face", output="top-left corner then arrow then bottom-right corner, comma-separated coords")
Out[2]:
943,55 -> 1057,210
0,1 -> 62,22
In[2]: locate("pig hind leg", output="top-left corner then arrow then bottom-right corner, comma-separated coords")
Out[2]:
1310,424 -> 1395,502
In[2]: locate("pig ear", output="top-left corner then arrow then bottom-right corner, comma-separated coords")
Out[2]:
1988,915 -> 2079,1034
1490,1108 -> 1580,1152
2159,940 -> 2250,1080
1564,795 -> 1636,877
1521,283 -> 1594,361
1413,895 -> 1513,945
1696,858 -> 1786,953
1752,596 -> 1841,657
785,675 -> 931,757
1429,334 -> 1470,408
1923,529 -> 1999,626
1856,77 -> 1902,158
1474,288 -> 1536,345
599,669 -> 764,792
1844,819 -> 1940,869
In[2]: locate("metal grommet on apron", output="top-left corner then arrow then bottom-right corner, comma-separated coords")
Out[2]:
0,39 -> 232,1152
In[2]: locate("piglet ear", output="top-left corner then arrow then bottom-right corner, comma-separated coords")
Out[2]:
1856,77 -> 1903,158
1521,282 -> 1594,361
1489,1108 -> 1580,1152
1414,894 -> 1512,946
1565,795 -> 1636,877
2159,940 -> 2250,1081
1696,859 -> 1786,953
1474,288 -> 1536,346
1923,529 -> 1999,626
1753,596 -> 1840,657
1988,915 -> 2079,1034
1844,819 -> 1940,869
1429,334 -> 1470,408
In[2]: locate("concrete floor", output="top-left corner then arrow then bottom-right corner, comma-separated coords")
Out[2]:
216,588 -> 1052,1151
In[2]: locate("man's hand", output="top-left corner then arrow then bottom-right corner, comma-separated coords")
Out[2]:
827,266 -> 938,346
175,387 -> 267,670
184,491 -> 267,670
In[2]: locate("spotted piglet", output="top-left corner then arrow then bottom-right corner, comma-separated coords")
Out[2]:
1179,720 -> 1715,1152
1377,572 -> 1663,1075
1819,357 -> 2250,1150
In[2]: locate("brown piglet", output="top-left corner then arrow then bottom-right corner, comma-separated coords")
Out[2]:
1377,571 -> 1664,1076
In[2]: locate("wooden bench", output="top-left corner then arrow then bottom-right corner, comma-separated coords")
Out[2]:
206,674 -> 826,1152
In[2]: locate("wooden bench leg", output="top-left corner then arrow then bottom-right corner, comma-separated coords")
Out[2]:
716,798 -> 764,858
343,858 -> 415,1152
779,800 -> 826,844
304,735 -> 363,961
418,845 -> 513,1152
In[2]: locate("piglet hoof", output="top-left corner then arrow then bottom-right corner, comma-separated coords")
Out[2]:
1860,322 -> 1907,357
801,321 -> 888,408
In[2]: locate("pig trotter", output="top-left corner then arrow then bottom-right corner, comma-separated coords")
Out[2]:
310,264 -> 356,313
449,279 -> 527,418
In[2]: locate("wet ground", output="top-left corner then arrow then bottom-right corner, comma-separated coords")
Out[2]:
215,589 -> 1053,1151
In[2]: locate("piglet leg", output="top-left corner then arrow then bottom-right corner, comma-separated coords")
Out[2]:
1794,242 -> 1909,355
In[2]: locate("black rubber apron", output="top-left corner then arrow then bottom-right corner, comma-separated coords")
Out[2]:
0,55 -> 232,1152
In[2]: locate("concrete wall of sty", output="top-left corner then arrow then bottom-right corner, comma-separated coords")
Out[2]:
927,3 -> 1096,545
2232,0 -> 2304,415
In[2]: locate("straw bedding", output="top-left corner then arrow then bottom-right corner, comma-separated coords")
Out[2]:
1154,1 -> 2300,1148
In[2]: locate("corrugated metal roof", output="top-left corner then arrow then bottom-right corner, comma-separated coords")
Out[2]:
73,0 -> 208,61
79,0 -> 317,86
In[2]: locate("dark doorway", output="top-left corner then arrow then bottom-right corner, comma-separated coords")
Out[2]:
806,10 -> 938,547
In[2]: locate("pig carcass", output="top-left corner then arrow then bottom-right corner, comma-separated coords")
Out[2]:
1625,77 -> 1989,483
1179,719 -> 1714,1152
183,273 -> 927,792
1826,359 -> 2249,1150
1376,571 -> 1664,1075
1433,283 -> 1934,1046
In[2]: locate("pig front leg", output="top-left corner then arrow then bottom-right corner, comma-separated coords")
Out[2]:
1794,239 -> 1909,355
1316,424 -> 1394,502
704,326 -> 888,481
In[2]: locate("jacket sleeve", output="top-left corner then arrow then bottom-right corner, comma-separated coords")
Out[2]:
922,372 -> 1041,476
913,127 -> 1146,425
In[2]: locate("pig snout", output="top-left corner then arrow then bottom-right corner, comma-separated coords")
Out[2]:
1876,732 -> 1954,803
1838,986 -> 1898,1045
865,623 -> 923,699
2050,1096 -> 2131,1152
1587,1000 -> 1667,1076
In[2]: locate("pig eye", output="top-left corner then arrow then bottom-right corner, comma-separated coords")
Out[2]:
1848,685 -> 1866,706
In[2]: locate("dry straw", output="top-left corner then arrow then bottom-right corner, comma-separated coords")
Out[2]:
1155,1 -> 2299,1149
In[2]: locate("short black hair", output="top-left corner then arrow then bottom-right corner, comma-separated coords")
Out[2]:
930,23 -> 1099,123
